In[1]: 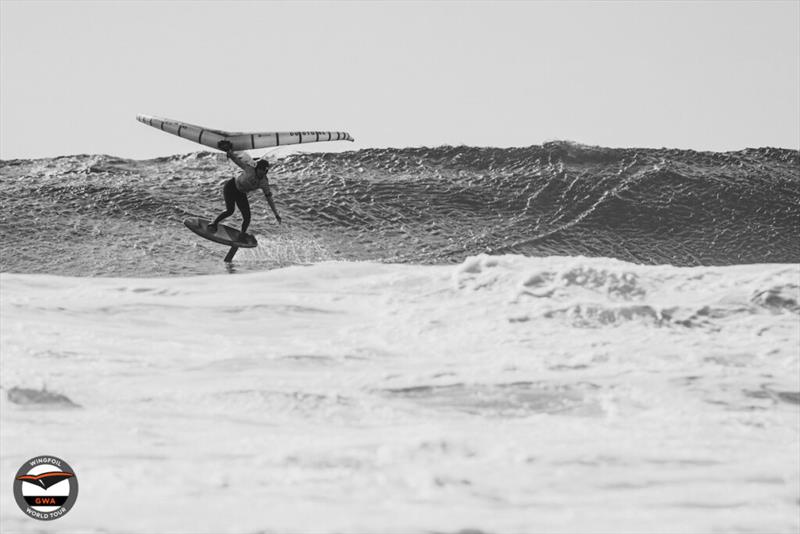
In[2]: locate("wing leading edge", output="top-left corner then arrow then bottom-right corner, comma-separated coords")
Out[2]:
137,114 -> 354,151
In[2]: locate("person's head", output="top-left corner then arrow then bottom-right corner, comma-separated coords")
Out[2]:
256,159 -> 270,175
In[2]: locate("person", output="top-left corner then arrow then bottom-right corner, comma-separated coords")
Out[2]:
209,140 -> 281,238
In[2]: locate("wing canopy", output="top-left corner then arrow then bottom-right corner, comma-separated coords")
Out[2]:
137,114 -> 354,151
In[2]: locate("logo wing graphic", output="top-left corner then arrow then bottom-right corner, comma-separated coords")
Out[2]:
16,472 -> 74,490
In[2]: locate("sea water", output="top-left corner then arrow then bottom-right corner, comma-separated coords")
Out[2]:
1,143 -> 798,533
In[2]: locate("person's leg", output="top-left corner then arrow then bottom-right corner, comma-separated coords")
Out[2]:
210,179 -> 236,230
236,193 -> 251,234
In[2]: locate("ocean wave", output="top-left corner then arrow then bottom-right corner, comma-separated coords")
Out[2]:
1,142 -> 798,276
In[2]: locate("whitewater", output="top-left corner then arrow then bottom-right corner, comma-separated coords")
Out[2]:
1,144 -> 799,533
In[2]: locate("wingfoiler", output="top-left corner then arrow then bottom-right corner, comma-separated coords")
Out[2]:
137,114 -> 354,263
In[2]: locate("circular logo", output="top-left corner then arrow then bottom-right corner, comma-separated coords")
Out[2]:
13,456 -> 78,521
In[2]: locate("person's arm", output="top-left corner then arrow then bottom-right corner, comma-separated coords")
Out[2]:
263,185 -> 281,224
217,140 -> 255,171
228,150 -> 256,171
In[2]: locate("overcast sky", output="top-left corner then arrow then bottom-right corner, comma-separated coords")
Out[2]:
1,0 -> 798,159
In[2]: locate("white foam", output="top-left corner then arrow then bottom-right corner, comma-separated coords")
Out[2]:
1,256 -> 798,533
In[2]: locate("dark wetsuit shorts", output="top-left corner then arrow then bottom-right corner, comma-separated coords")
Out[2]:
214,178 -> 251,231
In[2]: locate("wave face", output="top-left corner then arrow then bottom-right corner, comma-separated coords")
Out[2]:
1,142 -> 798,276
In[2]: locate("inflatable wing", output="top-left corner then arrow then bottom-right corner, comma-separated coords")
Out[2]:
137,114 -> 354,151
